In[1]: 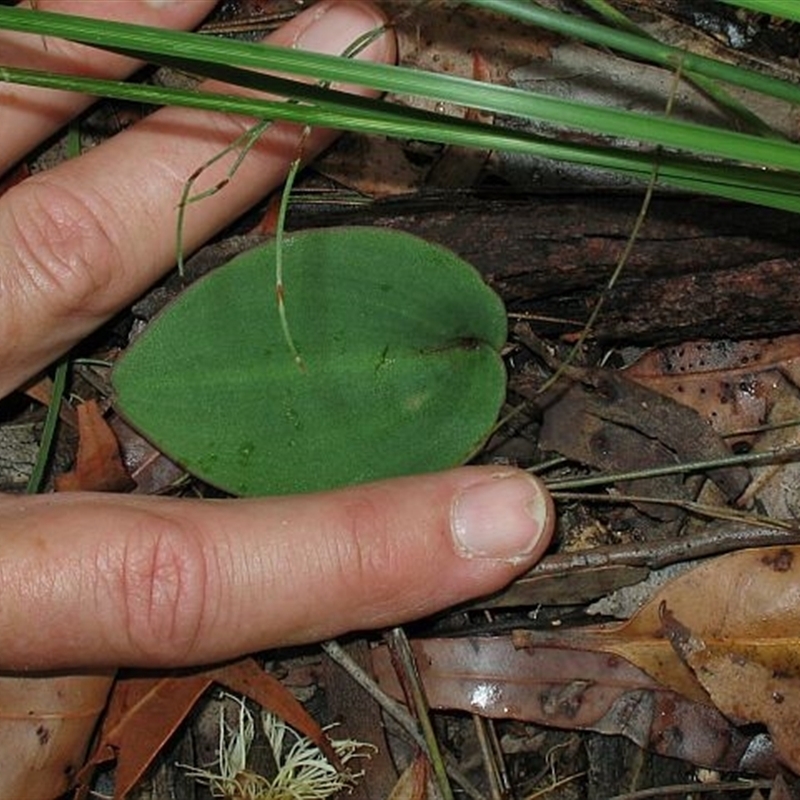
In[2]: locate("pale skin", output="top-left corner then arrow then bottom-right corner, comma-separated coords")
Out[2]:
0,0 -> 555,671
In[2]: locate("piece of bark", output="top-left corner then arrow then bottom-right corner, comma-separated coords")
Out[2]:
286,191 -> 800,344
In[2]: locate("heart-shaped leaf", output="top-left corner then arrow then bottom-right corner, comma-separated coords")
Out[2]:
113,227 -> 507,496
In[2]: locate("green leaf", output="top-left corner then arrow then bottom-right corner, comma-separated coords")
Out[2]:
112,228 -> 507,496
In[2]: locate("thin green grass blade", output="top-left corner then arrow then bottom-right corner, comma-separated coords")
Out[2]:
4,63 -> 800,213
2,5 -> 798,107
579,0 -> 782,139
25,358 -> 68,494
99,47 -> 800,175
717,1 -> 800,23
1,5 -> 800,174
4,7 -> 800,211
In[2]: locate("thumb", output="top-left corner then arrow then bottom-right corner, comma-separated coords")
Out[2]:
0,467 -> 554,669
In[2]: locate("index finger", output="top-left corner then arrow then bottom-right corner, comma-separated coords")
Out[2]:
0,0 -> 218,175
0,0 -> 395,397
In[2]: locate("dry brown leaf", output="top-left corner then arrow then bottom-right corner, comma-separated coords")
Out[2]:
55,400 -> 134,492
0,671 -> 115,800
386,754 -> 429,800
534,363 -> 750,516
625,334 -> 800,446
109,416 -> 185,494
514,546 -> 800,703
22,374 -> 77,428
661,602 -> 800,773
626,336 -> 800,536
372,636 -> 776,775
75,669 -> 211,799
76,656 -> 338,799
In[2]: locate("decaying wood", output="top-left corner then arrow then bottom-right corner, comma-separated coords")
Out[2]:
287,191 -> 800,344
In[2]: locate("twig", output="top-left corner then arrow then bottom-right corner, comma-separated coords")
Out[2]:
607,779 -> 772,799
320,640 -> 484,800
551,490 -> 799,531
385,627 -> 454,800
542,445 -> 800,491
472,715 -> 506,800
520,518 -> 800,576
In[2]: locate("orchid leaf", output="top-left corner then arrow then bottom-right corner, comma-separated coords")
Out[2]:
112,228 -> 507,496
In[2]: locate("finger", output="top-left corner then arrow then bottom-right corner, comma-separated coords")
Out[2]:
0,0 -> 218,175
0,467 -> 554,670
0,0 -> 395,396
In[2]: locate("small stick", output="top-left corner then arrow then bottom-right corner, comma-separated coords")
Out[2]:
321,639 -> 484,800
541,445 -> 800,491
520,517 -> 800,576
551,490 -> 798,531
385,627 -> 454,800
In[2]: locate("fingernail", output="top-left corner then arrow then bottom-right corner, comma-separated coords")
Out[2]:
451,473 -> 553,563
144,0 -> 179,7
294,0 -> 390,57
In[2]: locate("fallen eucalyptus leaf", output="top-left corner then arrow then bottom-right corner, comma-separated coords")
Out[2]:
55,400 -> 134,492
371,636 -> 777,775
513,545 -> 800,714
75,657 -> 336,799
660,598 -> 800,773
113,228 -> 506,496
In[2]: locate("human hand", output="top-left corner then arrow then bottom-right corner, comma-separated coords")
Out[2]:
0,0 -> 555,671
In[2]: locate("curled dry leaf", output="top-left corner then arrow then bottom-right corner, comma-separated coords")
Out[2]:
0,672 -> 115,800
660,594 -> 800,773
511,546 -> 800,772
515,546 -> 800,700
371,636 -> 776,775
76,656 -> 338,799
55,400 -> 134,492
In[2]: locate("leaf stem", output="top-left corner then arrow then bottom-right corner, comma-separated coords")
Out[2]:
274,130 -> 308,371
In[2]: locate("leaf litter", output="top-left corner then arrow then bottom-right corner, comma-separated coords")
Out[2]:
371,321 -> 800,789
4,2 -> 800,798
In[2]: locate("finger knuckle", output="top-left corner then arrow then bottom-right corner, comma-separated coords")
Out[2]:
332,496 -> 403,603
2,178 -> 124,321
110,512 -> 211,665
